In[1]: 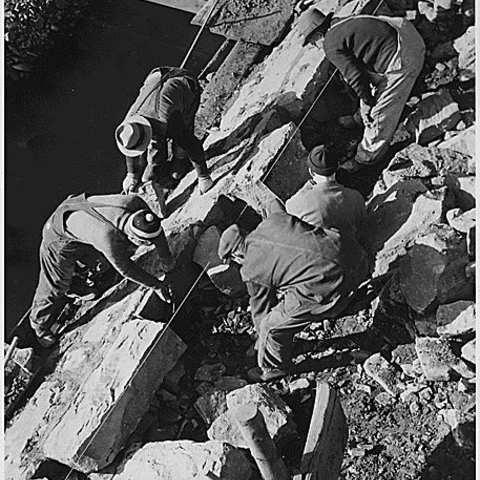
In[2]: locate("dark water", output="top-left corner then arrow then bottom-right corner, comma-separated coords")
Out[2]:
4,0 -> 223,333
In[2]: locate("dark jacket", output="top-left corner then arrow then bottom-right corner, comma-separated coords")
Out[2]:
324,17 -> 398,105
285,179 -> 366,242
240,210 -> 368,323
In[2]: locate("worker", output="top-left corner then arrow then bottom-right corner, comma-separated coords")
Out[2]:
29,193 -> 174,348
217,205 -> 368,382
298,9 -> 425,172
285,145 -> 366,242
115,66 -> 213,196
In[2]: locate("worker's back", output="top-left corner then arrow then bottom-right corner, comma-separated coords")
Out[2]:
241,210 -> 368,314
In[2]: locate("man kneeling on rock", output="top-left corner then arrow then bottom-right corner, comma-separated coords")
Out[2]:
218,203 -> 368,382
29,193 -> 173,348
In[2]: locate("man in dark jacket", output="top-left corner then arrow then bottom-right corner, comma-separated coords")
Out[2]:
286,145 -> 366,242
29,193 -> 173,348
298,9 -> 425,172
115,66 -> 213,196
218,206 -> 368,381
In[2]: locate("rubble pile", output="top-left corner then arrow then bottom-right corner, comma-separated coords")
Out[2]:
4,0 -> 475,479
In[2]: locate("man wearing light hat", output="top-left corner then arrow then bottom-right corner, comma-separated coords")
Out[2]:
286,145 -> 366,242
217,209 -> 368,382
29,193 -> 174,348
298,8 -> 425,172
116,66 -> 213,196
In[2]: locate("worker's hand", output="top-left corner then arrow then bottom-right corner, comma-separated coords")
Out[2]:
155,281 -> 172,304
122,173 -> 140,194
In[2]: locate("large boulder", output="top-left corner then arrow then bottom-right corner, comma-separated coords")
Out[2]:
92,440 -> 251,480
397,225 -> 474,313
4,288 -> 186,478
438,124 -> 476,157
208,383 -> 296,448
365,180 -> 454,276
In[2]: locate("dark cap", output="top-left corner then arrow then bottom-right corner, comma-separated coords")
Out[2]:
306,145 -> 338,176
218,224 -> 244,261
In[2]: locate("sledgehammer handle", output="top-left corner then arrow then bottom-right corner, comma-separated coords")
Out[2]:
5,336 -> 19,367
233,403 -> 289,480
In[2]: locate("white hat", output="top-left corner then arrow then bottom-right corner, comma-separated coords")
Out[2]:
115,114 -> 152,156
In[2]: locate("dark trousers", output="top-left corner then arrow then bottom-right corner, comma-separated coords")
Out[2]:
29,223 -> 83,336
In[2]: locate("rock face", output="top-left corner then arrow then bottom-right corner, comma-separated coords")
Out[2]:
436,300 -> 475,338
98,440 -> 252,480
4,288 -> 186,479
415,337 -> 474,381
208,383 -> 296,448
454,26 -> 476,76
398,225 -> 473,313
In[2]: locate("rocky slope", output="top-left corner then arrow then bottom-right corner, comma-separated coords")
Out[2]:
4,0 -> 476,479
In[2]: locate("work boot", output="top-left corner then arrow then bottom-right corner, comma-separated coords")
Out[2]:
247,366 -> 289,383
198,174 -> 214,194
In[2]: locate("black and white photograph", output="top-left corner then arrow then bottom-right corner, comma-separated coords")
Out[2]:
3,0 -> 477,478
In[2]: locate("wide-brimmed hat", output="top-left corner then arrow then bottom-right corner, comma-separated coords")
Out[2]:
125,209 -> 163,240
307,145 -> 338,176
115,114 -> 152,156
297,8 -> 333,45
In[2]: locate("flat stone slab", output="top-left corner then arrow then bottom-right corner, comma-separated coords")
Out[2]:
461,339 -> 475,364
5,288 -> 186,478
438,125 -> 476,157
436,300 -> 475,338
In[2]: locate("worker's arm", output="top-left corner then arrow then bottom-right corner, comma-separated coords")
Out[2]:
95,232 -> 164,289
246,281 -> 278,324
123,153 -> 148,193
324,43 -> 375,106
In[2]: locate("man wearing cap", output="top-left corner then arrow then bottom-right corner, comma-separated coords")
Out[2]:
29,193 -> 174,348
116,66 -> 213,196
298,8 -> 425,172
286,145 -> 366,242
218,209 -> 368,382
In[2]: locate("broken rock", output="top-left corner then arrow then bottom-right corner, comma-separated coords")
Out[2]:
415,337 -> 474,381
208,383 -> 296,448
436,300 -> 475,338
453,26 -> 476,78
446,208 -> 475,234
404,89 -> 462,145
94,440 -> 252,480
438,124 -> 476,157
364,353 -> 402,397
461,339 -> 475,364
398,225 -> 474,313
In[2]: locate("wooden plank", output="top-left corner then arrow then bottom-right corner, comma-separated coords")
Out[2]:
140,0 -> 207,14
294,381 -> 348,480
